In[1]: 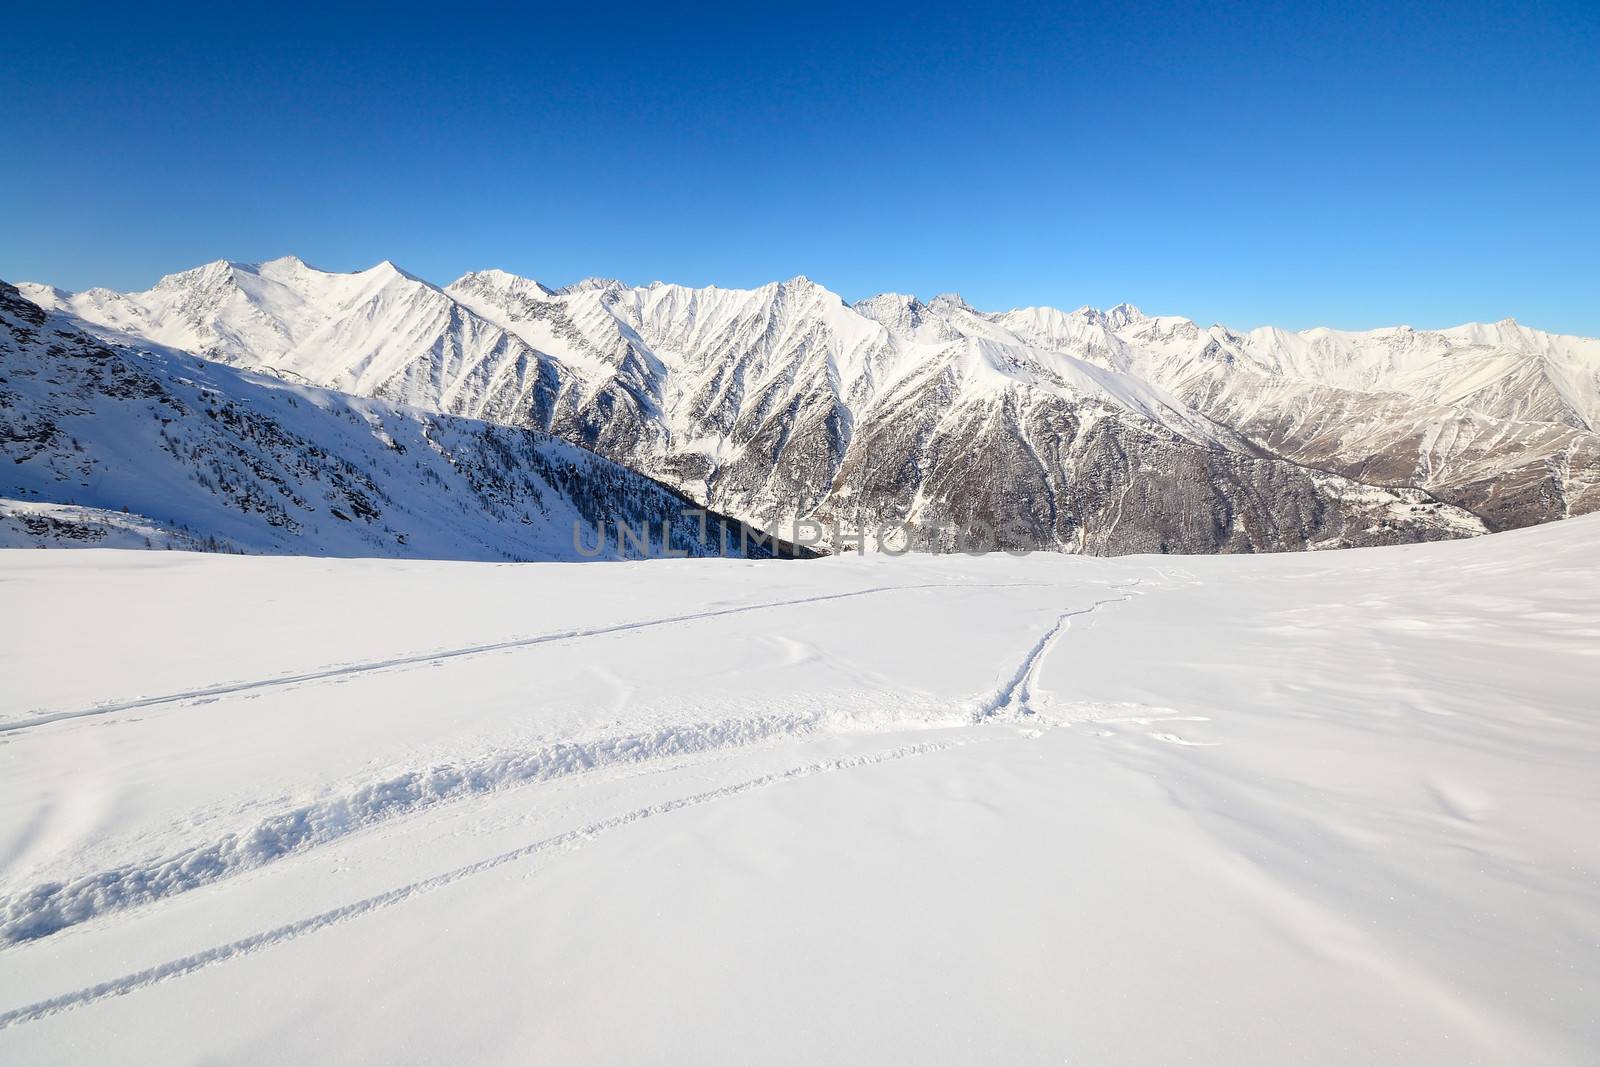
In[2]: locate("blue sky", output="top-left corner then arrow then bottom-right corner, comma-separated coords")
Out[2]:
5,1 -> 1597,334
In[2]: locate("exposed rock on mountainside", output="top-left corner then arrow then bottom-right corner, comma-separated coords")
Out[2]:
28,257 -> 1598,553
0,280 -> 794,560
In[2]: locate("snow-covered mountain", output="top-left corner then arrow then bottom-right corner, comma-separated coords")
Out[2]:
29,256 -> 1599,553
0,281 -> 795,560
1096,314 -> 1600,531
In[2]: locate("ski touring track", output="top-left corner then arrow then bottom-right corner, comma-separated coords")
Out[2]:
974,580 -> 1144,720
2,580 -> 1057,735
1,576 -> 1159,946
0,713 -> 824,944
0,736 -> 971,1031
0,573 -> 1166,1031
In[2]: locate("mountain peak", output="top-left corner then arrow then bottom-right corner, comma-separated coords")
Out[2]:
1105,302 -> 1145,327
559,277 -> 623,295
774,274 -> 853,310
854,292 -> 924,312
369,259 -> 416,279
14,281 -> 71,304
359,261 -> 441,292
770,274 -> 828,298
154,259 -> 238,291
1066,302 -> 1145,330
449,269 -> 554,297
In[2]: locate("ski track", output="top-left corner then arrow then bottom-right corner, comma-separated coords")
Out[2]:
0,738 -> 964,1031
0,579 -> 1153,946
2,581 -> 1053,735
975,581 -> 1143,720
1,577 -> 1160,947
0,714 -> 819,945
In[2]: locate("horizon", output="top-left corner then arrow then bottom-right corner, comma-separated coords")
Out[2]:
14,251 -> 1591,340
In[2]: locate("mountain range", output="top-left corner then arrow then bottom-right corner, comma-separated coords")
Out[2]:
0,280 -> 789,560
12,256 -> 1600,556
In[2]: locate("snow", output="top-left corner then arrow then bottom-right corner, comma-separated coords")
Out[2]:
0,280 -> 777,562
29,261 -> 1600,441
0,501 -> 210,551
1,516 -> 1597,1063
24,258 -> 1600,544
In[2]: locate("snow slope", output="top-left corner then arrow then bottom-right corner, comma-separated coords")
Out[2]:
0,516 -> 1596,1063
0,281 -> 788,561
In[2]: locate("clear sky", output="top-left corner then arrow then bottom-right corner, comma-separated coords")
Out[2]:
5,1 -> 1597,335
